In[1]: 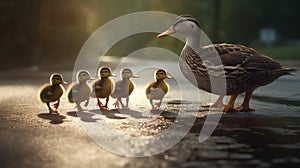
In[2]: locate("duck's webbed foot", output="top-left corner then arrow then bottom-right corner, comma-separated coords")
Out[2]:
101,97 -> 109,110
75,102 -> 83,111
223,105 -> 239,113
84,99 -> 89,107
154,99 -> 163,109
113,100 -> 120,109
201,95 -> 224,108
97,99 -> 104,109
235,106 -> 255,112
48,104 -> 58,114
235,90 -> 255,112
52,100 -> 60,110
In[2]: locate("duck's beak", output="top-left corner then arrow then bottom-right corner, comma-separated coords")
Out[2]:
157,26 -> 175,38
132,75 -> 139,78
111,74 -> 117,77
166,76 -> 173,79
62,81 -> 68,85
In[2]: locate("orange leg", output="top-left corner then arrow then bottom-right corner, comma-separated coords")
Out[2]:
155,99 -> 163,108
102,97 -> 109,109
53,99 -> 60,110
223,94 -> 239,113
211,95 -> 225,108
97,98 -> 104,108
75,101 -> 83,111
201,95 -> 224,108
236,90 -> 255,112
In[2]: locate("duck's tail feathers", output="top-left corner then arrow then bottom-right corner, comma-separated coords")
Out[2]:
283,68 -> 298,76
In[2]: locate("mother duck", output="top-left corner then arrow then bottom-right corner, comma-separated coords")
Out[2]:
157,15 -> 296,112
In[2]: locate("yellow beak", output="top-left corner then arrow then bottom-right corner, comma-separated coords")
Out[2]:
157,26 -> 175,38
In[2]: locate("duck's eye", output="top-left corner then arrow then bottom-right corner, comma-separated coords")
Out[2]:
80,73 -> 88,77
53,77 -> 61,80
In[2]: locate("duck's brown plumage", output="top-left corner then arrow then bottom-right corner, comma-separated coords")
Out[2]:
158,14 -> 297,112
180,43 -> 296,95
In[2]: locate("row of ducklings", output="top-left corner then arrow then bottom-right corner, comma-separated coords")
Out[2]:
39,66 -> 172,114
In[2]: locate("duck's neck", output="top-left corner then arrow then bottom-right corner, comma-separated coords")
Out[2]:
79,81 -> 87,84
185,31 -> 201,52
155,79 -> 164,83
122,78 -> 130,81
52,84 -> 60,88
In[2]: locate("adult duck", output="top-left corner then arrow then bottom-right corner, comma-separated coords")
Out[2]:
157,15 -> 296,112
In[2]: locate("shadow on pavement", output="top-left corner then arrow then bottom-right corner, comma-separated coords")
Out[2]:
90,109 -> 127,119
37,113 -> 66,124
66,111 -> 98,122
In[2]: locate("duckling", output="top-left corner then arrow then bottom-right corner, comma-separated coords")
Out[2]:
111,68 -> 139,109
39,73 -> 67,114
146,69 -> 172,109
157,15 -> 297,112
91,66 -> 115,109
67,70 -> 94,111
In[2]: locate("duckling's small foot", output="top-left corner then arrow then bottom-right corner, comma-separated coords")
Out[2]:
49,109 -> 59,114
155,101 -> 162,108
52,100 -> 60,110
122,106 -> 129,110
235,106 -> 255,112
76,105 -> 83,112
97,99 -> 104,108
113,101 -> 120,109
100,105 -> 108,110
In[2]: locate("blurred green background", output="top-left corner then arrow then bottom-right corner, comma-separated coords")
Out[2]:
0,0 -> 299,70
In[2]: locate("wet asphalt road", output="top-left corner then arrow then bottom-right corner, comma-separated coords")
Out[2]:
0,62 -> 300,168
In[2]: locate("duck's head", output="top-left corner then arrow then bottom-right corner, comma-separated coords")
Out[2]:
98,66 -> 115,78
77,70 -> 93,82
157,15 -> 201,38
50,73 -> 67,85
155,69 -> 172,80
121,68 -> 139,79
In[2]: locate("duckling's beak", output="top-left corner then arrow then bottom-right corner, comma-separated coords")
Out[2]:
111,74 -> 117,77
166,76 -> 173,79
62,81 -> 68,85
132,75 -> 139,78
157,26 -> 175,38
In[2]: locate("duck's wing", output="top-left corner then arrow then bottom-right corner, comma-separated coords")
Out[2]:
129,81 -> 135,95
39,85 -> 52,102
203,43 -> 282,69
67,83 -> 80,103
145,82 -> 155,99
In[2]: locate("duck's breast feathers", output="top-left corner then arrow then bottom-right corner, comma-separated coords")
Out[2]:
111,80 -> 128,98
145,81 -> 168,99
67,83 -> 91,102
92,78 -> 113,98
39,84 -> 64,103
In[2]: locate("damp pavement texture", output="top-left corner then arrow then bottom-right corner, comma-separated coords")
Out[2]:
1,60 -> 300,168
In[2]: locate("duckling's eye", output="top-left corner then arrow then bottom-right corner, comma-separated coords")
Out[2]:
53,77 -> 61,80
80,73 -> 88,77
